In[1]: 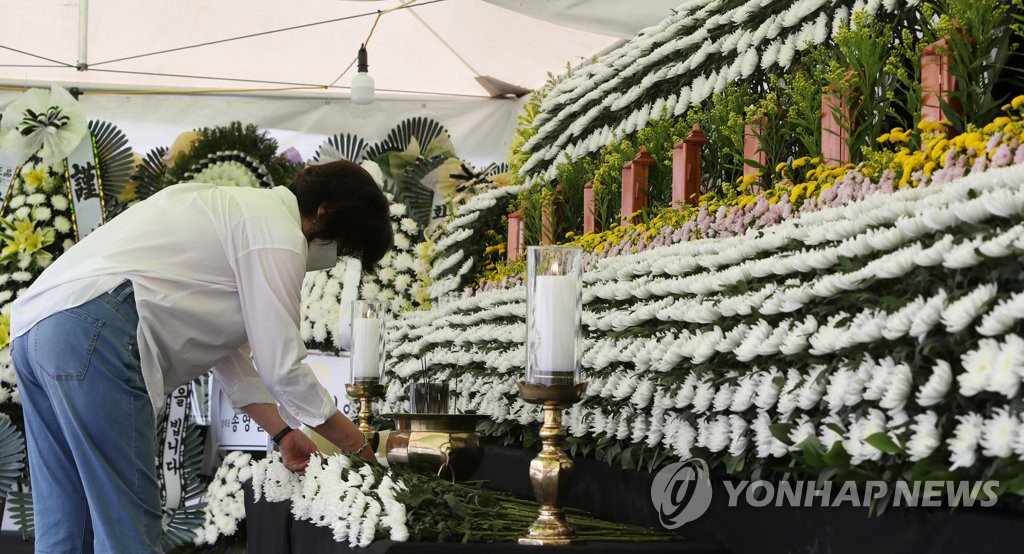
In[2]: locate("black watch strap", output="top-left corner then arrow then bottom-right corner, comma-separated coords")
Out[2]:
272,426 -> 295,446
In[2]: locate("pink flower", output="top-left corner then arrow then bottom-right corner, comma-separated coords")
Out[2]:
991,144 -> 1013,168
1013,143 -> 1024,165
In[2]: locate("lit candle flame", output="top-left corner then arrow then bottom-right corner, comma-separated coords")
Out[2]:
551,260 -> 560,275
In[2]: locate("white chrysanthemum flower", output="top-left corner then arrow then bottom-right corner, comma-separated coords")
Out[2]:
797,366 -> 826,410
712,382 -> 734,412
691,380 -> 715,413
8,195 -> 25,209
394,252 -> 415,271
977,292 -> 1024,337
393,273 -> 413,293
400,218 -> 417,234
754,368 -> 781,410
942,284 -> 998,333
913,234 -> 954,266
14,206 -> 30,219
752,410 -> 788,458
947,412 -> 984,470
729,373 -> 757,412
958,339 -> 1000,396
845,409 -> 887,465
788,415 -> 816,451
673,419 -> 697,459
909,290 -> 948,339
819,415 -> 845,451
49,214 -> 67,233
943,238 -> 983,269
916,360 -> 952,407
728,415 -> 749,457
361,282 -> 381,300
906,411 -> 941,462
980,407 -> 1017,458
880,362 -> 913,411
862,356 -> 891,401
377,266 -> 397,284
1012,413 -> 1024,459
989,334 -> 1024,398
50,194 -> 69,211
394,233 -> 410,251
31,206 -> 51,221
26,193 -> 46,206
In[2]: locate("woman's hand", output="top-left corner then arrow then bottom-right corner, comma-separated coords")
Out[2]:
279,430 -> 318,473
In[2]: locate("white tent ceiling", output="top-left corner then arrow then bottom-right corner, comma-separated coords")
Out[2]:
0,0 -> 681,99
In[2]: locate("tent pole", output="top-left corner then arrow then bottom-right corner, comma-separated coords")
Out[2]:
78,0 -> 89,71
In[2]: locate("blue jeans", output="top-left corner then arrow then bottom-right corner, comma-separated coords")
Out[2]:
12,281 -> 161,553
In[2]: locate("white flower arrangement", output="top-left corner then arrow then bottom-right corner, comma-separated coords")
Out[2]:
194,451 -> 253,546
518,0 -> 906,180
426,183 -> 524,303
384,163 -> 1024,483
0,160 -> 77,406
252,452 -> 409,547
191,160 -> 261,188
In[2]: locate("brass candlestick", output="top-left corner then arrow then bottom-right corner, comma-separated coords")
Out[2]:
517,381 -> 587,546
346,381 -> 386,441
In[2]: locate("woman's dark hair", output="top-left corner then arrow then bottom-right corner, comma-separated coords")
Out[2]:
289,160 -> 394,272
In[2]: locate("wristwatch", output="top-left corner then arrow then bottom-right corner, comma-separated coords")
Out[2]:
271,426 -> 296,446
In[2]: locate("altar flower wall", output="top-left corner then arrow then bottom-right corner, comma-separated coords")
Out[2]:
384,157 -> 1024,494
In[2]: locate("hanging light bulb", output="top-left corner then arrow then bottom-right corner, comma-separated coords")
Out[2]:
350,43 -> 375,105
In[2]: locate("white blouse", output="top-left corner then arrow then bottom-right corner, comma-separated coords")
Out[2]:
12,183 -> 336,428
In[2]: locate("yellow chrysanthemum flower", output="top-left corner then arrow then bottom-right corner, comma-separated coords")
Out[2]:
0,313 -> 9,350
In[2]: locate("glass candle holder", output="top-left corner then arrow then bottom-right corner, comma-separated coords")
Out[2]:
526,246 -> 582,386
350,300 -> 386,384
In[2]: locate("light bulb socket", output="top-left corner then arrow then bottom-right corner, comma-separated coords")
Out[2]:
357,43 -> 369,73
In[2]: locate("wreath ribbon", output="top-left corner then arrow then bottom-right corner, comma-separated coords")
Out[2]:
0,86 -> 87,167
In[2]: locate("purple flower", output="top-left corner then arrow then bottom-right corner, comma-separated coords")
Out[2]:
1014,143 -> 1024,165
280,146 -> 305,167
991,144 -> 1013,168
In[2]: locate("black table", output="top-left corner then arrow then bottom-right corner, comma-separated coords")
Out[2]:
246,444 -> 1024,554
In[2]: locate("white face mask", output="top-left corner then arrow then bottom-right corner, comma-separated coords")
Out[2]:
306,239 -> 339,272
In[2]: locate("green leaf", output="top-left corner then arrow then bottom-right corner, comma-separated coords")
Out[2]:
0,414 -> 26,499
796,436 -> 827,469
8,487 -> 33,537
824,442 -> 851,468
620,446 -> 637,470
998,476 -> 1024,497
864,432 -> 904,455
769,423 -> 794,445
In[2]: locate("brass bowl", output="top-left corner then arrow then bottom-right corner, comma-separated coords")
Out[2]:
381,413 -> 488,481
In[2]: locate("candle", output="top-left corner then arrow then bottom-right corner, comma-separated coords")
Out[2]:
533,265 -> 577,384
351,316 -> 380,382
